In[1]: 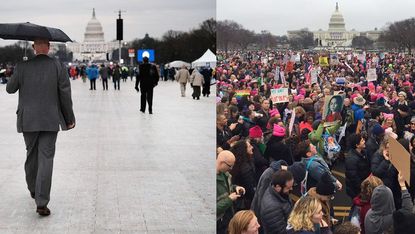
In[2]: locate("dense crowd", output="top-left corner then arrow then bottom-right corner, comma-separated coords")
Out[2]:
216,50 -> 415,234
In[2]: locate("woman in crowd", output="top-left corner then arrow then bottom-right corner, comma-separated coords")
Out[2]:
286,196 -> 331,234
227,210 -> 260,234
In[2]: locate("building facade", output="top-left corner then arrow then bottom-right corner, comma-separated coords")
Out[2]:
66,8 -> 118,62
288,3 -> 382,48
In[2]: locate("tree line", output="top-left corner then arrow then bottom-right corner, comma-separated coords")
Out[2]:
0,18 -> 216,65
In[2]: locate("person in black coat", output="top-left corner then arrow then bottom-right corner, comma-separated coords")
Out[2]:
371,139 -> 402,209
345,133 -> 371,200
365,123 -> 385,163
201,67 -> 212,97
229,140 -> 257,211
264,124 -> 293,165
394,104 -> 411,139
135,57 -> 159,114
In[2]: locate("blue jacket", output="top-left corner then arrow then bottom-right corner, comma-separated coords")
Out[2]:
86,66 -> 99,80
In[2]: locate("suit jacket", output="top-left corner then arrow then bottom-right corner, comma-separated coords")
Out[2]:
6,54 -> 75,133
136,63 -> 158,90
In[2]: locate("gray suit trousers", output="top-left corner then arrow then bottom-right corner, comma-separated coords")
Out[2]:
23,131 -> 58,207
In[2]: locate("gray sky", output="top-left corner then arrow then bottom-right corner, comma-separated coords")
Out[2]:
217,0 -> 415,35
0,0 -> 215,46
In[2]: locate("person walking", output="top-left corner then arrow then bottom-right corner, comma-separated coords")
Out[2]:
112,64 -> 121,90
6,38 -> 75,216
175,65 -> 190,97
135,57 -> 158,114
190,68 -> 204,100
99,64 -> 109,90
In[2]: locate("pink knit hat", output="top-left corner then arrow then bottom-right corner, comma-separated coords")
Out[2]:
273,124 -> 286,137
249,126 -> 263,138
269,109 -> 280,118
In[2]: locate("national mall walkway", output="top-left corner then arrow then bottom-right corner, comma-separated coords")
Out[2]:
0,78 -> 215,233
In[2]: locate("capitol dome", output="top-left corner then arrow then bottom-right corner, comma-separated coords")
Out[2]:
328,2 -> 346,32
84,8 -> 105,43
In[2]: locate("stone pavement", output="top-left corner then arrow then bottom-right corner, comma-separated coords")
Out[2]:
0,78 -> 216,233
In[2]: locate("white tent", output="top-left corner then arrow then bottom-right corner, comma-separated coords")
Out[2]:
167,60 -> 190,68
191,49 -> 216,68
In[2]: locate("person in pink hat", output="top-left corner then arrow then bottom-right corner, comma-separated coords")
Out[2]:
264,124 -> 293,165
249,126 -> 268,183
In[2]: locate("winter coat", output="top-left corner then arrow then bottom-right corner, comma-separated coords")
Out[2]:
251,160 -> 286,218
190,70 -> 204,86
365,134 -> 381,162
301,156 -> 337,190
365,186 -> 413,234
230,157 -> 256,210
86,66 -> 99,80
251,142 -> 269,184
260,186 -> 293,234
175,68 -> 190,83
308,122 -> 340,159
371,152 -> 401,209
345,149 -> 371,199
217,171 -> 236,233
264,136 -> 293,165
353,195 -> 371,234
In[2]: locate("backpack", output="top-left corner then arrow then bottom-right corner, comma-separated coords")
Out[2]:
300,156 -> 317,196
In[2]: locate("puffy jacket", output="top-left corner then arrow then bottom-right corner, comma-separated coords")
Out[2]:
260,186 -> 293,234
345,149 -> 371,199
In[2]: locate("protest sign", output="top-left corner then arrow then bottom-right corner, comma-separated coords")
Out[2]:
310,69 -> 319,84
319,56 -> 329,67
322,95 -> 344,126
270,88 -> 289,103
367,68 -> 377,82
289,107 -> 296,136
389,136 -> 411,184
330,54 -> 339,65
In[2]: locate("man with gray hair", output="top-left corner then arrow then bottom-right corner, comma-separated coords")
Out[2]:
6,38 -> 75,216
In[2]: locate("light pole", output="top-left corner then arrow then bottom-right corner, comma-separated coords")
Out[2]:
115,9 -> 126,64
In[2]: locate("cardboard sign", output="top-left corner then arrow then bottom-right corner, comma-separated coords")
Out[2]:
367,68 -> 377,82
347,54 -> 352,61
389,136 -> 411,184
270,88 -> 289,103
319,57 -> 329,67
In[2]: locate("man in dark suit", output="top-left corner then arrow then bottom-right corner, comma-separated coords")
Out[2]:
135,56 -> 159,114
6,38 -> 75,216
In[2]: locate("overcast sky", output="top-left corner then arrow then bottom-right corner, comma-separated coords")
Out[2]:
217,0 -> 415,35
0,0 -> 215,46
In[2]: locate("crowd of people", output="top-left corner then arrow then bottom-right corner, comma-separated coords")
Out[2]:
216,49 -> 415,233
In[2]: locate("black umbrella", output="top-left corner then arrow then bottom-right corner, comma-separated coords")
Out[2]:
0,22 -> 72,42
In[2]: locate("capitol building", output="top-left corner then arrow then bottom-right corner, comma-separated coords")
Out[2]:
66,9 -> 118,62
288,3 -> 382,48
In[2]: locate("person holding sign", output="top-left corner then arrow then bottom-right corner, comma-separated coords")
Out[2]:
371,139 -> 402,209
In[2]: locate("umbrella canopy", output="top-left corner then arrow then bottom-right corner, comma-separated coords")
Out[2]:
0,22 -> 72,42
167,60 -> 190,68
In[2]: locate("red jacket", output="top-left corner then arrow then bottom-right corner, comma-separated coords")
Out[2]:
353,195 -> 371,234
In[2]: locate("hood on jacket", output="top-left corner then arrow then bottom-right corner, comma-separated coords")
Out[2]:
366,185 -> 395,233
